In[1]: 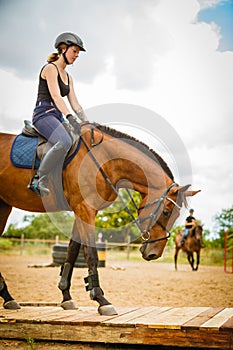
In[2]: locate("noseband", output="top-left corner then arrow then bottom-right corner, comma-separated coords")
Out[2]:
81,128 -> 181,245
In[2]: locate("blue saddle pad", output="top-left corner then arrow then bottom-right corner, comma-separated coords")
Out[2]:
10,134 -> 81,169
11,134 -> 40,169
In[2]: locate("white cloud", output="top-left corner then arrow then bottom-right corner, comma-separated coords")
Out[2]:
0,70 -> 36,132
198,0 -> 220,9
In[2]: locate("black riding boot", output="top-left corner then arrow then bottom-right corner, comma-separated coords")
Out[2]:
28,141 -> 67,196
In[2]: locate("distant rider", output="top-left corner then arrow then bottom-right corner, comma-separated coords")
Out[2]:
180,209 -> 196,246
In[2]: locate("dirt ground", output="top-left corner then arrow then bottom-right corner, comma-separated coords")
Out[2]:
0,254 -> 232,349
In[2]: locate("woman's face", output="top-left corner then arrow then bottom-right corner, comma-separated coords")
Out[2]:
65,45 -> 81,64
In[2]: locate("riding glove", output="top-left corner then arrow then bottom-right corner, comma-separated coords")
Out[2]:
66,114 -> 81,134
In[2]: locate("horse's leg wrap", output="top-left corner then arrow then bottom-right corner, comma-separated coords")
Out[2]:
84,273 -> 104,300
0,273 -> 20,309
58,262 -> 72,291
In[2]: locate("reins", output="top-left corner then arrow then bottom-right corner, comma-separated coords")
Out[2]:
80,130 -> 143,232
80,124 -> 180,244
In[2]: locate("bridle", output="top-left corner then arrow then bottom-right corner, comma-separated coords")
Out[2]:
125,183 -> 181,244
80,124 -> 182,245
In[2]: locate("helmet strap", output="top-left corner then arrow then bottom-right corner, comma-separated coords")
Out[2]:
62,46 -> 71,65
62,52 -> 70,65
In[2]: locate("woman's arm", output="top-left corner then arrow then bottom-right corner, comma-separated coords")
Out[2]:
67,76 -> 88,121
43,64 -> 71,116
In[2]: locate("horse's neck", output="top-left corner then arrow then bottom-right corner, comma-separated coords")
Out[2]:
103,136 -> 171,195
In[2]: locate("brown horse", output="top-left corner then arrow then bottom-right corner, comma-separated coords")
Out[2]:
174,225 -> 203,271
0,122 -> 200,314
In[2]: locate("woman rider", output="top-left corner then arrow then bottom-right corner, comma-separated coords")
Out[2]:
29,32 -> 87,196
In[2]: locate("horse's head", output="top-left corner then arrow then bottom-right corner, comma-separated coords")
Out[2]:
139,184 -> 200,261
194,225 -> 203,243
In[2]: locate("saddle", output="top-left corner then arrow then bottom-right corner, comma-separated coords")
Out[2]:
11,120 -> 82,211
22,120 -> 80,163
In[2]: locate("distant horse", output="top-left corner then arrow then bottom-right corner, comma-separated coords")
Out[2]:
0,122 -> 200,314
174,225 -> 203,271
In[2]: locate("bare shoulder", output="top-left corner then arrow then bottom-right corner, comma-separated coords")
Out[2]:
69,74 -> 74,85
41,63 -> 58,79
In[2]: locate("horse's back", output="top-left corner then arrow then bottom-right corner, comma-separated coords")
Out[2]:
0,132 -> 16,167
0,132 -> 16,148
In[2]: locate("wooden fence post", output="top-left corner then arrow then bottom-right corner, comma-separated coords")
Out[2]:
20,234 -> 24,256
127,235 -> 131,260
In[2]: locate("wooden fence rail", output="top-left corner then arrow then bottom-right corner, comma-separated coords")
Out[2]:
0,236 -> 225,267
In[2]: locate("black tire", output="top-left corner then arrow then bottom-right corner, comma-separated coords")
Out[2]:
52,243 -> 105,268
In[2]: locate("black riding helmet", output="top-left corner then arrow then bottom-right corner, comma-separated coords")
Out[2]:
55,32 -> 86,64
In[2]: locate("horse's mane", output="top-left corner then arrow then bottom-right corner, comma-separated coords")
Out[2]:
95,123 -> 174,181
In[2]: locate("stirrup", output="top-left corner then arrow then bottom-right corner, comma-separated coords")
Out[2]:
28,175 -> 50,197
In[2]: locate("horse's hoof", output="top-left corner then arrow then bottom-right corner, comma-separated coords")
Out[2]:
61,300 -> 78,310
98,304 -> 118,316
4,300 -> 21,310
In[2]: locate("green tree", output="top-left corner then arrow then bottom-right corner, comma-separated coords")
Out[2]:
212,206 -> 233,248
4,212 -> 74,240
95,189 -> 141,242
3,223 -> 25,238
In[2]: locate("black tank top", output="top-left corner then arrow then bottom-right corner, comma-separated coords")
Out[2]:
36,62 -> 70,103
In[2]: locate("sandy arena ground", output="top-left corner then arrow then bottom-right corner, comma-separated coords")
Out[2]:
0,254 -> 232,349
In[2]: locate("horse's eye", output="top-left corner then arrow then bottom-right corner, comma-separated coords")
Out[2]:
163,210 -> 169,217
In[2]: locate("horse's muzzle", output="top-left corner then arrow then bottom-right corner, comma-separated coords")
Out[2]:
143,253 -> 158,261
140,245 -> 158,261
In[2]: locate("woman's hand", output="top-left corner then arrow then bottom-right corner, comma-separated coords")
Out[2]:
66,114 -> 81,134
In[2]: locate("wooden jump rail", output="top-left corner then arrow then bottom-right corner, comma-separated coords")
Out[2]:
0,305 -> 232,348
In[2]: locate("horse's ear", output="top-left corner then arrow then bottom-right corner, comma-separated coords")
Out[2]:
170,185 -> 201,208
170,184 -> 191,194
170,185 -> 201,197
185,190 -> 201,197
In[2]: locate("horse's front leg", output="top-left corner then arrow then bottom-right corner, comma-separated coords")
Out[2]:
187,252 -> 195,270
58,235 -> 81,310
83,244 -> 117,316
174,247 -> 180,270
194,251 -> 200,271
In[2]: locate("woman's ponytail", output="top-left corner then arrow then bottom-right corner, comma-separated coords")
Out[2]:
47,52 -> 59,63
47,43 -> 67,63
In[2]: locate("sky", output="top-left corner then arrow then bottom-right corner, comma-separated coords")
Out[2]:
0,0 -> 232,236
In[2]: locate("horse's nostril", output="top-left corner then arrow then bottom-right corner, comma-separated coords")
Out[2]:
148,254 -> 157,260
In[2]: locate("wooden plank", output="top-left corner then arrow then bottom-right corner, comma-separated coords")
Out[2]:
0,322 -> 232,348
0,322 -> 135,344
0,306 -> 56,320
201,308 -> 233,330
0,306 -> 139,326
132,307 -> 208,329
123,327 -> 233,348
220,316 -> 233,331
0,307 -> 81,323
103,306 -> 168,326
65,307 -> 140,326
48,306 -> 108,325
182,307 -> 225,330
32,309 -> 77,322
48,307 -> 141,326
19,302 -> 60,307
